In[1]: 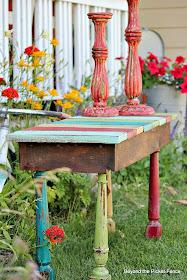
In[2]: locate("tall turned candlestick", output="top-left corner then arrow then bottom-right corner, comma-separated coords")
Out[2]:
119,0 -> 155,116
82,13 -> 119,117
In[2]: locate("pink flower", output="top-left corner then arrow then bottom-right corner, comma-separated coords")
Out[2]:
170,67 -> 184,79
180,81 -> 187,93
155,67 -> 166,77
182,64 -> 187,72
160,60 -> 169,68
175,56 -> 185,65
147,62 -> 159,75
147,52 -> 158,63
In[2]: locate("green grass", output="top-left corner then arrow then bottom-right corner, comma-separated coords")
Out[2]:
50,182 -> 187,280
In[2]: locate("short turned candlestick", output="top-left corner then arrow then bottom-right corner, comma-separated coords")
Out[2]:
119,0 -> 154,116
82,13 -> 118,117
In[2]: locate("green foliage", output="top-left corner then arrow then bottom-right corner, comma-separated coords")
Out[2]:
47,172 -> 93,216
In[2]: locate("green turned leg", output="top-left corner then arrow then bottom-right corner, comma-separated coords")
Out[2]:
90,173 -> 111,280
34,171 -> 55,280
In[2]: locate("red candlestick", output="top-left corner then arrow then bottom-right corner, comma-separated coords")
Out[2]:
119,0 -> 155,116
82,13 -> 118,117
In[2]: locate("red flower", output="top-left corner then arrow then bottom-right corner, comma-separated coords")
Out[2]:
115,57 -> 124,60
147,52 -> 158,63
139,56 -> 145,73
180,81 -> 187,94
147,62 -> 159,75
0,78 -> 6,85
160,60 -> 169,68
2,88 -> 19,99
155,67 -> 166,77
43,226 -> 65,244
163,56 -> 172,62
184,75 -> 187,82
170,67 -> 184,79
182,64 -> 187,73
24,46 -> 40,56
175,56 -> 185,65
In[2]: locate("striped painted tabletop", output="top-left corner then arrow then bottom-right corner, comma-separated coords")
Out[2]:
7,113 -> 177,144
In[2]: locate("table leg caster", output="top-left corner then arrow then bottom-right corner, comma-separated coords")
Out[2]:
146,151 -> 162,238
40,266 -> 55,280
146,221 -> 162,238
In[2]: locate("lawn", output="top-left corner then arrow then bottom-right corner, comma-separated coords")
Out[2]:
51,180 -> 187,280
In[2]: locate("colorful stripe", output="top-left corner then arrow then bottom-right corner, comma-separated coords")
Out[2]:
7,113 -> 176,144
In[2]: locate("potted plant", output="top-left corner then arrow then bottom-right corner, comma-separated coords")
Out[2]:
139,53 -> 187,135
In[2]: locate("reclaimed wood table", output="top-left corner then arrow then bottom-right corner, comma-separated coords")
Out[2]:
7,113 -> 177,280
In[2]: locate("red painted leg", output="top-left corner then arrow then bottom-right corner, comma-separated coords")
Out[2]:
146,150 -> 162,238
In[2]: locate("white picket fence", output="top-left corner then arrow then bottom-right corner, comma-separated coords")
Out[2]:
0,0 -> 128,98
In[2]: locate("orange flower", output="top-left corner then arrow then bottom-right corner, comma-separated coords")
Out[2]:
28,84 -> 39,93
17,60 -> 25,67
36,91 -> 48,98
54,100 -> 63,106
32,102 -> 42,110
32,59 -> 41,67
32,51 -> 46,58
80,86 -> 87,92
75,96 -> 83,103
64,92 -> 77,100
37,76 -> 45,82
48,89 -> 59,97
62,102 -> 74,109
50,38 -> 59,46
20,81 -> 28,87
26,98 -> 33,104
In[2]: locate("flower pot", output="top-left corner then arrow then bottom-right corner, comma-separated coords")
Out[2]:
145,85 -> 186,136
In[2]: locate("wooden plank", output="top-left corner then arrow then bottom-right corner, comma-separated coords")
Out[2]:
19,142 -> 115,173
24,126 -> 137,139
28,123 -> 144,134
7,130 -> 128,144
18,123 -> 170,173
114,123 -> 170,171
59,120 -> 154,131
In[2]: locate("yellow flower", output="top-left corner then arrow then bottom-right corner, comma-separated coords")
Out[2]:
48,89 -> 59,97
62,102 -> 74,109
80,86 -> 87,92
36,91 -> 48,99
32,59 -> 41,67
20,81 -> 28,87
32,102 -> 42,110
28,84 -> 39,93
32,51 -> 46,58
37,76 -> 45,82
50,38 -> 59,46
64,92 -> 77,100
54,100 -> 63,106
26,98 -> 33,104
17,60 -> 25,67
75,96 -> 83,103
72,89 -> 81,95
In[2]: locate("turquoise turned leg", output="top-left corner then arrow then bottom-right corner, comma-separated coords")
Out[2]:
90,173 -> 111,280
34,171 -> 55,280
